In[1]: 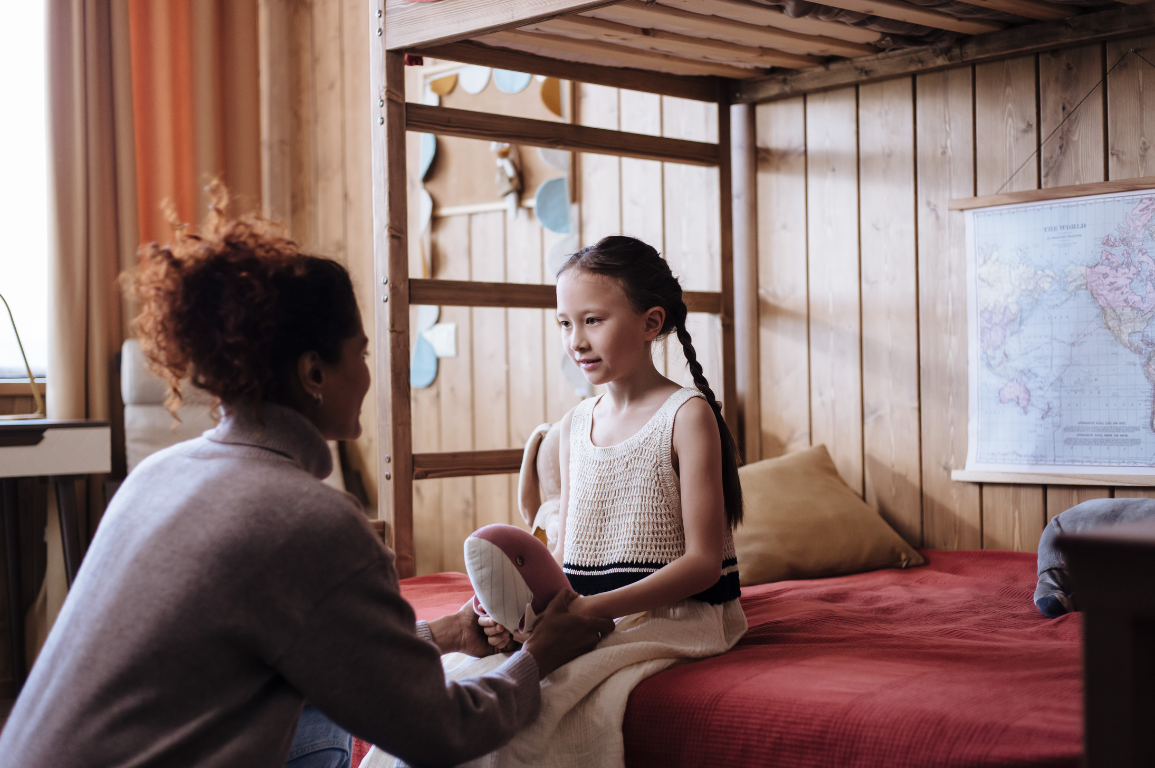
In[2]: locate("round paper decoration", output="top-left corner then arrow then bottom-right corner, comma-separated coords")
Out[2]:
419,133 -> 437,180
459,65 -> 491,94
560,352 -> 594,397
535,74 -> 547,82
538,147 -> 570,172
540,77 -> 563,117
546,233 -> 578,277
429,73 -> 457,96
534,177 -> 570,234
416,303 -> 440,332
494,69 -> 532,94
411,335 -> 438,389
422,85 -> 439,107
419,188 -> 434,233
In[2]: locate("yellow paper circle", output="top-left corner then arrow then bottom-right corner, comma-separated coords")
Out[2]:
430,74 -> 457,96
541,77 -> 563,118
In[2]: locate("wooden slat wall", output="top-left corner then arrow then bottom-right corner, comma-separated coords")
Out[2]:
413,83 -> 723,574
755,36 -> 1155,552
261,0 -> 380,511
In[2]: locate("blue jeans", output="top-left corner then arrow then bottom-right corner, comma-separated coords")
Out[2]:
287,704 -> 353,768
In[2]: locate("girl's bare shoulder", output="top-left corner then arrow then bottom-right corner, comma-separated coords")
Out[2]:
672,395 -> 719,443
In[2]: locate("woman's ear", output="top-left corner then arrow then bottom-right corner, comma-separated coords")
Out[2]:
296,351 -> 325,401
643,306 -> 666,341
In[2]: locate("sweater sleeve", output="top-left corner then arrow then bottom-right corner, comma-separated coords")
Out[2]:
275,558 -> 540,767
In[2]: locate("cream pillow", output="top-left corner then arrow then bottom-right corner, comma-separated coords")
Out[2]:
734,444 -> 924,586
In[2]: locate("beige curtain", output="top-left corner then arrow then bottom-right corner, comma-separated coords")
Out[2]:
35,0 -> 138,661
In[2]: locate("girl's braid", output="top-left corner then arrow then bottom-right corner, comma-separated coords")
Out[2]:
674,321 -> 723,421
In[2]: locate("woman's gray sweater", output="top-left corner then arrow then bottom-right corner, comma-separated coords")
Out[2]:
0,404 -> 538,767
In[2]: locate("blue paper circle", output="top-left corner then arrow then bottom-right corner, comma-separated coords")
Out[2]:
494,69 -> 532,94
419,133 -> 437,181
534,177 -> 570,234
410,335 -> 438,389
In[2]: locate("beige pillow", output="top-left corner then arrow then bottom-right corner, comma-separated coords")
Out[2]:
734,444 -> 924,586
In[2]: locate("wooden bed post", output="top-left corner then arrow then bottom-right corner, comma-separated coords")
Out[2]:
370,6 -> 415,577
717,86 -> 739,441
731,102 -> 760,464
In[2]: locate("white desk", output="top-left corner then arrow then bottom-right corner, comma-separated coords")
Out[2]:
0,419 -> 110,690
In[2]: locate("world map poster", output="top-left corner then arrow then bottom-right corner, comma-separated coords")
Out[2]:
965,187 -> 1155,475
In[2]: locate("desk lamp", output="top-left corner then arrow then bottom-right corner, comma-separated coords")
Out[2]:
0,291 -> 46,419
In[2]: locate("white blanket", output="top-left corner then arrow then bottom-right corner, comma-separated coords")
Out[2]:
361,599 -> 747,768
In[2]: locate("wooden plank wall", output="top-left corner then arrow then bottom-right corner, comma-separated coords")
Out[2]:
755,36 -> 1155,553
258,2 -> 724,574
261,0 -> 380,509
413,84 -> 723,575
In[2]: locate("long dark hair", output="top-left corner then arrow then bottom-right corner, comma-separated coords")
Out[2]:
558,235 -> 743,528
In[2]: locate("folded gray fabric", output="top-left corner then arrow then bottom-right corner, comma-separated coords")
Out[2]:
1035,498 -> 1155,617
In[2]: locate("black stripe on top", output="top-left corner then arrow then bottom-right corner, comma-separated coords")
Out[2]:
563,558 -> 740,605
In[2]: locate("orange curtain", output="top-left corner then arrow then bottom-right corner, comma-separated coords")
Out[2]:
127,0 -> 260,245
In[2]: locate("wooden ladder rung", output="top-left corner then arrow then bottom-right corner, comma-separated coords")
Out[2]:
412,449 -> 524,480
406,104 -> 721,167
410,278 -> 723,314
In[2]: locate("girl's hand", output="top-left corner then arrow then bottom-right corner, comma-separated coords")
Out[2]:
477,615 -> 516,651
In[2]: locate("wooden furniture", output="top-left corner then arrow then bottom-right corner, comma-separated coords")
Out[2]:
1059,522 -> 1155,768
0,419 -> 111,690
370,2 -> 1155,579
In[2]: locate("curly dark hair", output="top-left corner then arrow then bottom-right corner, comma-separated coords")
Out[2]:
558,235 -> 743,528
126,181 -> 361,414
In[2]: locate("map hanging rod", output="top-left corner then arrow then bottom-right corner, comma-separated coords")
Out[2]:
950,175 -> 1155,211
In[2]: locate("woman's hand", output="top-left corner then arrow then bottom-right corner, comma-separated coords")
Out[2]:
522,591 -> 615,678
426,600 -> 498,658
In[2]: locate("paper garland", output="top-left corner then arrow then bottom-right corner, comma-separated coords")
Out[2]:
415,304 -> 440,331
418,188 -> 433,233
410,335 -> 438,389
547,233 -> 578,277
540,77 -> 563,117
538,147 -> 570,172
534,177 -> 570,234
459,65 -> 491,94
419,133 -> 437,180
494,70 -> 532,94
429,74 -> 457,95
422,322 -> 457,358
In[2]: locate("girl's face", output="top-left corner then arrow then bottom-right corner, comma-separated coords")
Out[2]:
556,270 -> 663,386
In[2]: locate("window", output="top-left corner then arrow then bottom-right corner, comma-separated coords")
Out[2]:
0,1 -> 49,379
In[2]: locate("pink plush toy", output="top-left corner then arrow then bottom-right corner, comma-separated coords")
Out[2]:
465,524 -> 572,635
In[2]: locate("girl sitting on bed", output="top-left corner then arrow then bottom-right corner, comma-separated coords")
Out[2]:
392,235 -> 748,768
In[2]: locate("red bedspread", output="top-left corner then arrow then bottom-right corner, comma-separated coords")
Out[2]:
363,550 -> 1082,768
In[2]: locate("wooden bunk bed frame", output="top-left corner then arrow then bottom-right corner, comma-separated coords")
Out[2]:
368,3 -> 1155,764
369,0 -> 1155,579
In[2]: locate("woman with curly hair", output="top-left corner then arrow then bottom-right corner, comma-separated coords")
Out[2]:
0,185 -> 610,768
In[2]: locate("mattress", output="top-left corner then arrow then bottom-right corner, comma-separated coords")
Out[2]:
354,550 -> 1082,768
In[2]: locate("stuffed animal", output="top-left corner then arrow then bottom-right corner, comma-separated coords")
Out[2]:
464,524 -> 571,635
518,422 -> 563,548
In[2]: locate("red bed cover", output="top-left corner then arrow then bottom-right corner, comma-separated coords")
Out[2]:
358,550 -> 1082,767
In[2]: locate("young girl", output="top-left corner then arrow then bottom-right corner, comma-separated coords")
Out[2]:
372,235 -> 747,768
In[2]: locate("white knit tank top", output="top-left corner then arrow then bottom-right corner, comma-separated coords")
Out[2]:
562,388 -> 740,604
